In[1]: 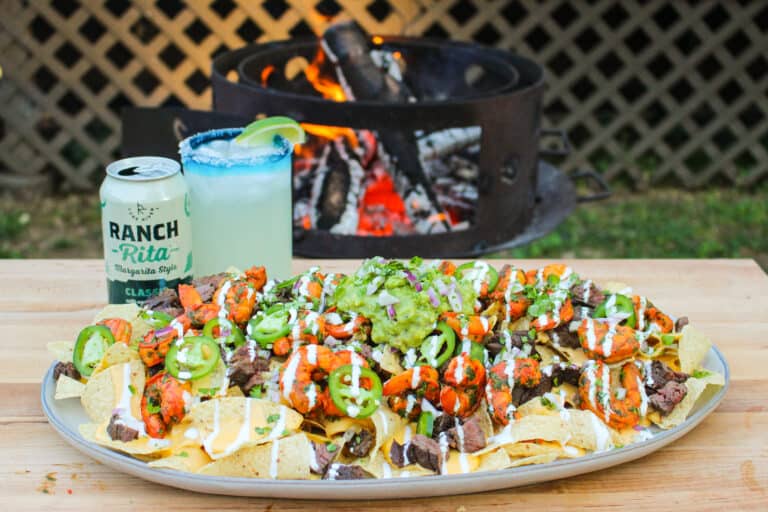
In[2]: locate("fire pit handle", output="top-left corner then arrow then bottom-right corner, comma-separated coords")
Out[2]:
539,128 -> 572,157
571,169 -> 612,203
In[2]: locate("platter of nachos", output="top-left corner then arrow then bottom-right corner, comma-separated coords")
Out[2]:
42,258 -> 728,498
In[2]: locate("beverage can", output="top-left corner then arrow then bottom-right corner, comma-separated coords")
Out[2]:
100,156 -> 193,304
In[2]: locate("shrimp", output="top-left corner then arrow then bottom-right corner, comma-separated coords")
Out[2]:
439,355 -> 486,418
279,345 -> 338,416
441,312 -> 493,342
97,318 -> 132,344
578,318 -> 639,363
531,298 -> 574,331
214,279 -> 257,325
178,284 -> 220,327
578,360 -> 642,430
438,260 -> 456,276
324,314 -> 368,339
632,296 -> 673,333
244,266 -> 267,292
321,349 -> 370,417
490,265 -> 529,321
382,366 -> 440,420
485,358 -> 542,425
141,371 -> 190,438
138,329 -> 176,367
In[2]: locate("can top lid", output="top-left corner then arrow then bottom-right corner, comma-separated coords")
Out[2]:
106,156 -> 180,181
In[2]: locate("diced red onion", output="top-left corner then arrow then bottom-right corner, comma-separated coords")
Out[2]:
387,304 -> 396,321
292,278 -> 302,293
633,425 -> 645,432
427,287 -> 440,308
435,278 -> 449,296
155,325 -> 174,338
403,270 -> 423,292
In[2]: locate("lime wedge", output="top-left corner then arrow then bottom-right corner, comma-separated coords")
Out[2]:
235,116 -> 306,146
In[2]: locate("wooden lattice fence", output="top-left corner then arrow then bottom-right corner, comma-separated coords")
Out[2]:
0,0 -> 767,191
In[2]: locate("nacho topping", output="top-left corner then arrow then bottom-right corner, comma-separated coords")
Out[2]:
57,259 -> 723,479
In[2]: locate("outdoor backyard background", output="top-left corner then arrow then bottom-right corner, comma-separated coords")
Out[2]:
1,0 -> 767,267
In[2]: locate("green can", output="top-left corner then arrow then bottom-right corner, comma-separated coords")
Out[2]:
100,156 -> 193,304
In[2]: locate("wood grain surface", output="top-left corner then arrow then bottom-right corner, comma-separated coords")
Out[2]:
1,259 -> 766,510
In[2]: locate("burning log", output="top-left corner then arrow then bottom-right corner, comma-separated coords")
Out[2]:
321,22 -> 450,230
417,127 -> 482,161
306,138 -> 365,234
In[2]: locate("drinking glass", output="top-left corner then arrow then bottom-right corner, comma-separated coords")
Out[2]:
179,128 -> 293,279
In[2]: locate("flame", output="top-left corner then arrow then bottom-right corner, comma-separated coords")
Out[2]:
304,49 -> 346,102
260,65 -> 275,85
301,123 -> 358,148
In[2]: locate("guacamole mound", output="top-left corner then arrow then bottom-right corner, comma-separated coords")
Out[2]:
333,258 -> 476,353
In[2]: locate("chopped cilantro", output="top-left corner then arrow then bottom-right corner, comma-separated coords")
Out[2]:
267,413 -> 281,423
198,387 -> 220,396
692,369 -> 711,378
128,384 -> 136,395
547,274 -> 560,287
254,426 -> 271,435
326,443 -> 338,452
146,401 -> 161,414
540,396 -> 556,409
177,451 -> 189,458
249,385 -> 264,398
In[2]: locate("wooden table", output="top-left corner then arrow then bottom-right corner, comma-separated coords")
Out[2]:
2,259 -> 767,510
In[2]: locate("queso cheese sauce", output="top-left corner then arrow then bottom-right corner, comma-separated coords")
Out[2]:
52,258 -> 724,480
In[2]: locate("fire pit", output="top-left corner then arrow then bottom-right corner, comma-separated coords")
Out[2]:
134,23 -> 606,258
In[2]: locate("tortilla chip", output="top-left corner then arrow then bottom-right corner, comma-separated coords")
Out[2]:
563,409 -> 617,452
362,452 -> 433,479
651,371 -> 723,429
370,406 -> 405,459
678,325 -> 712,374
503,441 -> 564,459
536,344 -> 561,366
79,423 -> 171,456
192,359 -> 230,398
517,393 -> 565,418
509,317 -> 531,331
148,446 -> 211,473
92,343 -> 140,375
81,359 -> 145,423
324,416 -> 368,438
444,450 -> 480,474
489,415 -> 571,447
471,403 -> 494,439
93,303 -> 152,342
188,398 -> 303,459
551,345 -> 588,366
47,341 -> 74,362
377,348 -> 405,376
227,386 -> 245,398
54,375 -> 85,399
506,452 -> 559,468
477,447 -> 512,472
197,433 -> 312,479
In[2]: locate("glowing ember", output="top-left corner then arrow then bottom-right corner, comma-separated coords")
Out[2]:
357,168 -> 411,236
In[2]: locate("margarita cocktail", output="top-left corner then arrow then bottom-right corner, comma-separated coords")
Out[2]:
179,126 -> 295,279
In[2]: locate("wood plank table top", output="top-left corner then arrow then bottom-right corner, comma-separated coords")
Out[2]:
1,259 -> 767,510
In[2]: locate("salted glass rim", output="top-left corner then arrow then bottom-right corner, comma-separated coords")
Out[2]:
179,127 -> 292,168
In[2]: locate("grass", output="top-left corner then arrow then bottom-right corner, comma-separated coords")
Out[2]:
1,189 -> 767,270
496,187 -> 768,269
